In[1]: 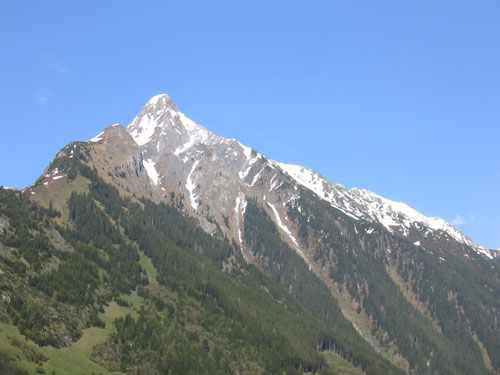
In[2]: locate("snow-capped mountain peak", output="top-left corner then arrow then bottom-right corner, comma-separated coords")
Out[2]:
127,94 -> 215,157
127,94 -> 177,146
146,93 -> 179,112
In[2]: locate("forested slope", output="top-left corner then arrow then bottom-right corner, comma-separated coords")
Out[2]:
0,159 -> 403,375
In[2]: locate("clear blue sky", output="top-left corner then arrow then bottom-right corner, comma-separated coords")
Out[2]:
1,1 -> 499,249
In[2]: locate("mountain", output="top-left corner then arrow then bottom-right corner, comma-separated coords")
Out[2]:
126,94 -> 496,259
1,94 -> 499,375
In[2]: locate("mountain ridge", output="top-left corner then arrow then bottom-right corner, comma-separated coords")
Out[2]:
88,94 -> 495,258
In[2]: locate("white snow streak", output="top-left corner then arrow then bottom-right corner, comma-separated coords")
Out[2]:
89,130 -> 105,143
174,133 -> 194,155
238,153 -> 261,180
234,193 -> 247,246
143,159 -> 160,185
251,166 -> 265,186
267,202 -> 310,269
185,160 -> 200,210
238,141 -> 252,161
239,166 -> 252,180
269,174 -> 279,192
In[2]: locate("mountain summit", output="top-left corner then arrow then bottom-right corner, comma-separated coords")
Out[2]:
128,94 -> 211,149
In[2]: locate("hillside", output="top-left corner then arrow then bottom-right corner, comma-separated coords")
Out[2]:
0,168 -> 399,374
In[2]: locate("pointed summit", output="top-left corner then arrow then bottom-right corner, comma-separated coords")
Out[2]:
145,93 -> 179,112
127,94 -> 181,146
127,94 -> 215,156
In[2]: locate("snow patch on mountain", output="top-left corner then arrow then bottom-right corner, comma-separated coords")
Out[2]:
276,162 -> 359,220
234,193 -> 247,246
90,130 -> 105,143
237,141 -> 252,161
276,163 -> 325,196
251,166 -> 265,186
186,160 -> 200,210
128,112 -> 160,146
269,174 -> 279,192
239,152 -> 262,180
44,168 -> 60,178
143,159 -> 160,185
173,113 -> 211,155
350,189 -> 492,259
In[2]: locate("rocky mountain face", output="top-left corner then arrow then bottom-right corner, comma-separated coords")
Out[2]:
11,94 -> 500,375
124,94 -> 496,258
